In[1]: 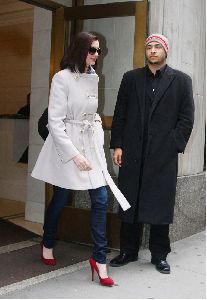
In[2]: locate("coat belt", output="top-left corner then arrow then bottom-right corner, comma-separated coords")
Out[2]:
64,117 -> 131,211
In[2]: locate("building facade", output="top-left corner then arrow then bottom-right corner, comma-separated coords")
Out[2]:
0,0 -> 205,248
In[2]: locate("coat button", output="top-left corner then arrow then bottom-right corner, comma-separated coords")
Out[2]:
80,129 -> 83,133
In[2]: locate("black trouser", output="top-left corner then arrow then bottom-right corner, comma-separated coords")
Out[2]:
120,221 -> 171,260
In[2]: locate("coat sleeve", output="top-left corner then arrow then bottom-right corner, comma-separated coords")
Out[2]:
110,73 -> 129,149
173,75 -> 195,153
48,72 -> 80,163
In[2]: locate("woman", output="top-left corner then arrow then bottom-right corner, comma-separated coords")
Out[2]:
32,32 -> 130,286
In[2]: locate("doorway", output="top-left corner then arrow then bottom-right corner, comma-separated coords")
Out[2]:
0,1 -> 35,231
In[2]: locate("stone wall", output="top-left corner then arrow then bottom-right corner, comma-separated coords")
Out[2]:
25,7 -> 52,223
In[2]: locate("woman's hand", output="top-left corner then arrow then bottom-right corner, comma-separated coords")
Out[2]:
113,148 -> 122,167
73,154 -> 92,171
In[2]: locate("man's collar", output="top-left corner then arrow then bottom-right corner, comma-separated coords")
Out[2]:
146,64 -> 167,77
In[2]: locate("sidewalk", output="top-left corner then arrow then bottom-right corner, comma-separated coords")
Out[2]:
0,231 -> 205,299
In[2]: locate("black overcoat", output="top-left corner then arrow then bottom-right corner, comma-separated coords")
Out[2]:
110,65 -> 194,224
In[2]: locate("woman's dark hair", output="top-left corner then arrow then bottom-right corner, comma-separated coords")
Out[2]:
60,32 -> 98,73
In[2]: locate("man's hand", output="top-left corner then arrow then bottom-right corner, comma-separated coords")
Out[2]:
113,148 -> 122,167
73,154 -> 92,171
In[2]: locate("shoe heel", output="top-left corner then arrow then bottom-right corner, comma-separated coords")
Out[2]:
90,265 -> 95,281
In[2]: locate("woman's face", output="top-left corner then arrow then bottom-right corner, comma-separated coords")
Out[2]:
86,40 -> 100,68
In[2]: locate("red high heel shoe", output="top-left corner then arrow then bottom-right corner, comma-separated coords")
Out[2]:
41,242 -> 56,266
89,257 -> 114,286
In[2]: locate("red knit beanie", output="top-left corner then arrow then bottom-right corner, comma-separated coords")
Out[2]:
145,34 -> 169,54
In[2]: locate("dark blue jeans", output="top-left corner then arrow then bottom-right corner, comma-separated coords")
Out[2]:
89,186 -> 108,264
43,186 -> 108,264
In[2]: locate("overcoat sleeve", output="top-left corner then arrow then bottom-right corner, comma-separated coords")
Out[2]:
48,72 -> 80,163
173,75 -> 195,153
110,73 -> 129,149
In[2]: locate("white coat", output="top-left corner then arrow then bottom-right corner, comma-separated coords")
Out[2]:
31,68 -> 130,211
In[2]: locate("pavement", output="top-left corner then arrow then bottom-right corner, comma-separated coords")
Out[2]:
0,231 -> 205,299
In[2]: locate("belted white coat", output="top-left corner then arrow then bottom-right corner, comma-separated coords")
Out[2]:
32,68 -> 107,190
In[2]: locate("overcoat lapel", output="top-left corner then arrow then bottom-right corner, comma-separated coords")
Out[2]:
149,66 -> 176,119
134,68 -> 147,133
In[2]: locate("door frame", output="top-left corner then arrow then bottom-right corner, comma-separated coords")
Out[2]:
19,0 -> 66,11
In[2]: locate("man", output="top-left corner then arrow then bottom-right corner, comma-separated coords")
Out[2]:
109,34 -> 194,274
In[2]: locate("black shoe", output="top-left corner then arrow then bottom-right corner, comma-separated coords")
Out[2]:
109,253 -> 138,267
151,258 -> 170,274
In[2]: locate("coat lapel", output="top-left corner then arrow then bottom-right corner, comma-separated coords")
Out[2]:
134,68 -> 147,132
150,66 -> 176,119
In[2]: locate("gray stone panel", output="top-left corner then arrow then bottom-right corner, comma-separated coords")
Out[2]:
170,172 -> 206,242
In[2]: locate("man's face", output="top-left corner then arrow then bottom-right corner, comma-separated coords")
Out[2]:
145,42 -> 166,65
